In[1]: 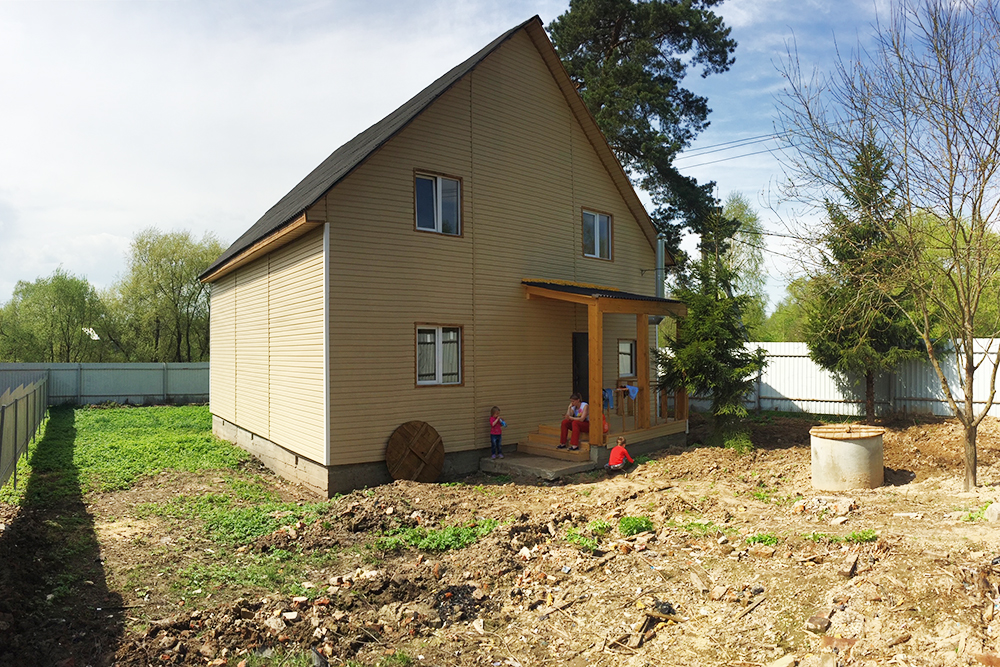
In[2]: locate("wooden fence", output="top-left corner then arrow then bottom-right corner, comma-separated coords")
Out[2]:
0,378 -> 48,491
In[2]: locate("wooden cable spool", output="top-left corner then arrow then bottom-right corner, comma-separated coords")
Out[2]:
385,420 -> 445,483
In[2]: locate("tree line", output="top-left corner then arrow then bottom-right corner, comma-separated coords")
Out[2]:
554,0 -> 1000,490
0,229 -> 224,363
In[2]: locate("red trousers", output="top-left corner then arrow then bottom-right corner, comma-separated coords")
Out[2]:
560,418 -> 589,446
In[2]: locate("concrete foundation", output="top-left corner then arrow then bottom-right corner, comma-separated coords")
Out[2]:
213,416 -> 489,497
810,425 -> 884,491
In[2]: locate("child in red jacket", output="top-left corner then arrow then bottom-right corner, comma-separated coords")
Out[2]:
605,436 -> 634,472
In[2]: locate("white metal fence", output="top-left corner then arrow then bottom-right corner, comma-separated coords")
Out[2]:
0,363 -> 209,406
687,341 -> 1000,418
0,378 -> 48,491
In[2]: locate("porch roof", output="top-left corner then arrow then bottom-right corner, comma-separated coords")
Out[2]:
522,280 -> 686,317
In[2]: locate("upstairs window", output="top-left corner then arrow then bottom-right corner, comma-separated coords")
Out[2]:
416,174 -> 461,235
416,326 -> 462,385
582,210 -> 611,259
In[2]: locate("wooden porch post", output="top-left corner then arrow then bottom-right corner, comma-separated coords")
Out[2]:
588,303 -> 604,446
675,388 -> 689,421
636,313 -> 650,429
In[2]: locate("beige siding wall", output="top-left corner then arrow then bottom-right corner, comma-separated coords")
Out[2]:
234,258 -> 270,437
269,230 -> 327,464
319,29 -> 657,465
210,274 -> 237,423
211,229 -> 326,463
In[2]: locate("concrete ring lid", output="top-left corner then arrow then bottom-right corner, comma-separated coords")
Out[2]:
809,424 -> 886,440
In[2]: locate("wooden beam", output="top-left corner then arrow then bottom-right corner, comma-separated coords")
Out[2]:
595,296 -> 686,317
524,285 -> 596,306
201,213 -> 323,283
636,313 -> 650,430
588,303 -> 604,446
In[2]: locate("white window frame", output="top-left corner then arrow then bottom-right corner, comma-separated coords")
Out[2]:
618,339 -> 637,377
415,174 -> 461,235
583,209 -> 612,259
416,325 -> 462,385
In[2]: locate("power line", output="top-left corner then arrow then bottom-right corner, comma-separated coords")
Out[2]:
675,133 -> 783,161
677,130 -> 788,155
679,146 -> 783,169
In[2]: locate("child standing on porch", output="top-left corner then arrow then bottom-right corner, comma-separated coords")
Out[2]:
489,406 -> 506,459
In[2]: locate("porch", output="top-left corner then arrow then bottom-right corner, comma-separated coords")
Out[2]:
514,280 -> 689,465
516,386 -> 690,462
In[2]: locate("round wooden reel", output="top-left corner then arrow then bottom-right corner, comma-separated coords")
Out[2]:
385,420 -> 445,483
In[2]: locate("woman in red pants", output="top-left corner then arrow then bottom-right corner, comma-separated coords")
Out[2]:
558,393 -> 589,451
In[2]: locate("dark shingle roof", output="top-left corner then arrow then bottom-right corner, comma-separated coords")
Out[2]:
521,280 -> 683,305
201,16 -> 538,280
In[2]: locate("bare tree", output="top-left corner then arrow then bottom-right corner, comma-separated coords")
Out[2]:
776,0 -> 1000,490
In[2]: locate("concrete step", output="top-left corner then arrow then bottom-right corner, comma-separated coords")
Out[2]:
519,439 -> 591,462
480,451 -> 596,480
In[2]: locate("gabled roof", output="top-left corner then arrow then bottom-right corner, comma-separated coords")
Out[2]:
201,16 -> 666,282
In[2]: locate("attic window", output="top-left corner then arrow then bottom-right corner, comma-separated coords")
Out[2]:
583,210 -> 612,259
415,174 -> 461,235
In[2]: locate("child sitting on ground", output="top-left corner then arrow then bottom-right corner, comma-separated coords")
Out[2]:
604,436 -> 634,473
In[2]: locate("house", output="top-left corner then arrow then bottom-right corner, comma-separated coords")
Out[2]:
199,16 -> 688,497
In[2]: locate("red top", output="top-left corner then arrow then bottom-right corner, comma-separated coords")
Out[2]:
490,416 -> 503,435
608,445 -> 634,466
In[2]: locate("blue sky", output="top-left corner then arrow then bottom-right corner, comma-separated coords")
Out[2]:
0,0 -> 885,308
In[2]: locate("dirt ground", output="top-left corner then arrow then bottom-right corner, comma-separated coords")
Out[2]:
6,412 -> 1000,666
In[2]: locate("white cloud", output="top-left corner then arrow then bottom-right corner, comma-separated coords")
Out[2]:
0,0 -> 887,311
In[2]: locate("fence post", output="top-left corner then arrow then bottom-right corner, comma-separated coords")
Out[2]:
77,363 -> 82,405
162,362 -> 168,404
0,403 -> 6,490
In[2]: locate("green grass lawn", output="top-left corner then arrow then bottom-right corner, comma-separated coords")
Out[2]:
1,404 -> 249,505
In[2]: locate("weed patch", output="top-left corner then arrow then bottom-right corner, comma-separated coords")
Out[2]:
372,519 -> 499,552
846,529 -> 878,543
619,515 -> 654,537
964,503 -> 992,522
138,493 -> 331,545
566,527 -> 599,553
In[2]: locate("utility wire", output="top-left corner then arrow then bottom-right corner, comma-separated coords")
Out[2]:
675,134 -> 784,161
678,146 -> 784,169
676,130 -> 790,156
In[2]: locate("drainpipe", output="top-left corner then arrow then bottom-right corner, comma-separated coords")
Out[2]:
655,236 -> 666,300
649,235 -> 667,326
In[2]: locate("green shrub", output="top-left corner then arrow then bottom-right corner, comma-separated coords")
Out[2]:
618,515 -> 654,537
746,533 -> 780,546
723,428 -> 754,455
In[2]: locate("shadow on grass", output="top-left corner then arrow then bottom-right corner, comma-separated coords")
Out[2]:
0,406 -> 123,667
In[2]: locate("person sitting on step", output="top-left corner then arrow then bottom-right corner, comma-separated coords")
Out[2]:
559,393 -> 589,451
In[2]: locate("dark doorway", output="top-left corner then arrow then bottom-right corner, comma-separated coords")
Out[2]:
572,332 -> 589,403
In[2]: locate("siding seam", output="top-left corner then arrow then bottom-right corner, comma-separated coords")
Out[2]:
323,222 -> 331,467
470,65 -> 478,451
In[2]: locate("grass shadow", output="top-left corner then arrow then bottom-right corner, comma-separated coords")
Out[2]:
0,405 -> 123,666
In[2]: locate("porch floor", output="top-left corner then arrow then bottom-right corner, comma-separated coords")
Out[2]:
518,419 -> 687,462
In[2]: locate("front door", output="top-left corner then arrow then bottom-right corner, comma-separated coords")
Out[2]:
572,332 -> 589,404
